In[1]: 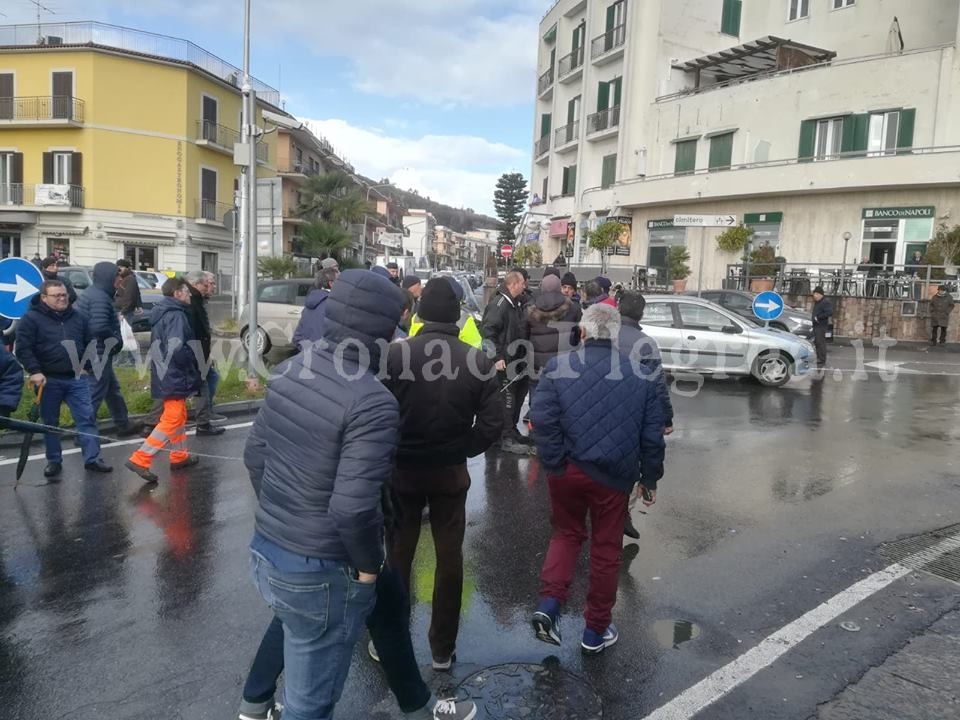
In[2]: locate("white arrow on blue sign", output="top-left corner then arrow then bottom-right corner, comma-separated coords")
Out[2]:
752,291 -> 785,322
0,257 -> 44,319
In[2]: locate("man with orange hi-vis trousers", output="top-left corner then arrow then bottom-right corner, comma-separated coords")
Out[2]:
126,277 -> 201,484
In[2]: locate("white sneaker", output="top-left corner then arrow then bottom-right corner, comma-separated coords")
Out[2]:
432,652 -> 456,671
432,699 -> 477,720
368,639 -> 380,662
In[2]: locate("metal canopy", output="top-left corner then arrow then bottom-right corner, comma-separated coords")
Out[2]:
675,36 -> 836,87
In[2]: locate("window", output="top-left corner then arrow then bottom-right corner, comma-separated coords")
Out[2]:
540,113 -> 552,138
542,176 -> 548,201
51,71 -> 73,119
814,117 -> 843,160
202,95 -> 219,142
606,0 -> 626,31
644,303 -> 676,327
561,165 -> 577,195
601,154 -> 617,188
0,152 -> 23,204
124,245 -> 157,271
53,152 -> 72,184
674,139 -> 697,175
201,167 -> 218,220
721,0 -> 742,36
258,284 -> 292,304
679,304 -> 734,332
723,293 -> 755,314
48,238 -> 71,265
709,132 -> 734,171
295,282 -> 312,306
0,73 -> 12,120
789,0 -> 810,21
833,0 -> 855,8
868,111 -> 900,156
42,151 -> 81,188
201,251 -> 218,274
597,77 -> 622,112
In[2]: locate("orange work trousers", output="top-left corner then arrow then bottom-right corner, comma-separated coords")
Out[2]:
129,398 -> 189,468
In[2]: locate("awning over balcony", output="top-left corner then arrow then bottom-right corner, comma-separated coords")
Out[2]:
675,36 -> 836,89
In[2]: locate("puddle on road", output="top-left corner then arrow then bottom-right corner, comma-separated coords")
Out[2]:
653,619 -> 701,649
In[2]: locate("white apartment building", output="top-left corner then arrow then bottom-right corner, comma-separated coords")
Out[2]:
532,0 -> 960,287
402,210 -> 436,269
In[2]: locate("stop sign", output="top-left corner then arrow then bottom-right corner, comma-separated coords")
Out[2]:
500,244 -> 513,258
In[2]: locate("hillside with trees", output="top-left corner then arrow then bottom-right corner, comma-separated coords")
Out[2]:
359,176 -> 501,233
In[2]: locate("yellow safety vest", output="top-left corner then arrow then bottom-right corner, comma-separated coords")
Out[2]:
409,310 -> 483,349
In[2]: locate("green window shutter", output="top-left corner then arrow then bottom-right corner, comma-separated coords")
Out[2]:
798,120 -> 816,161
851,113 -> 869,153
709,133 -> 734,170
675,140 -> 697,175
612,77 -> 622,107
541,113 -> 551,138
567,97 -> 577,124
597,81 -> 610,112
572,25 -> 581,50
606,3 -> 616,31
897,108 -> 916,150
569,165 -> 577,194
601,154 -> 617,188
562,166 -> 570,194
721,0 -> 742,36
840,115 -> 859,153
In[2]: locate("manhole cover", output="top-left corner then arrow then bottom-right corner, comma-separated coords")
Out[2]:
457,661 -> 603,719
878,523 -> 960,584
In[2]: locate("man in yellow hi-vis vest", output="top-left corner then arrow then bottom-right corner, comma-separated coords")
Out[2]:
408,276 -> 482,348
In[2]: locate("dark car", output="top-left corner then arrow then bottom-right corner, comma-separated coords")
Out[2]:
58,266 -> 161,332
685,290 -> 814,338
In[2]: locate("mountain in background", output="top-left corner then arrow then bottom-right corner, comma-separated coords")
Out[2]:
363,176 -> 502,233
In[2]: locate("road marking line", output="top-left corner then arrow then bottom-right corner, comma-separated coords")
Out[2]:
641,529 -> 960,720
0,421 -> 254,467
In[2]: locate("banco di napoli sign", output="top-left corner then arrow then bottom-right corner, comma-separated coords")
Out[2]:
862,206 -> 935,220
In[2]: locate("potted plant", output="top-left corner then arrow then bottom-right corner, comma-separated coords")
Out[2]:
587,220 -> 626,274
667,245 -> 691,292
716,225 -> 754,254
748,245 -> 778,292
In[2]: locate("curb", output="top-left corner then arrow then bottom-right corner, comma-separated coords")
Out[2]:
0,398 -> 263,451
832,337 -> 960,353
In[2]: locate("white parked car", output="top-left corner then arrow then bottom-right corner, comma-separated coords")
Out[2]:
639,295 -> 814,387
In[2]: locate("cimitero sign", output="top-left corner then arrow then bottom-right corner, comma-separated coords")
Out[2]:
862,206 -> 935,220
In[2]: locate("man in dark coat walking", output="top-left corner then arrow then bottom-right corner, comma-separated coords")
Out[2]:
185,270 -> 224,435
126,277 -> 201,484
811,286 -> 833,367
522,273 -> 581,400
114,259 -> 143,322
292,267 -> 338,348
530,303 -> 664,655
75,261 -> 138,436
15,280 -> 112,477
930,285 -> 954,346
0,342 -> 23,418
40,256 -> 77,304
384,278 -> 503,671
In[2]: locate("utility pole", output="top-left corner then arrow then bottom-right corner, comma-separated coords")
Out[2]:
238,0 -> 260,381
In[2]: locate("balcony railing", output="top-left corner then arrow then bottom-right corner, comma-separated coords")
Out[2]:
534,134 -> 551,158
278,162 -> 320,177
558,47 -> 585,79
0,183 -> 84,207
0,96 -> 84,122
538,66 -> 555,95
196,120 -> 239,150
591,24 -> 626,60
554,121 -> 579,147
197,198 -> 235,223
587,106 -> 621,135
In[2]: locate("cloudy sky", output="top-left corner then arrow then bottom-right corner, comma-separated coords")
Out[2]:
4,0 -> 545,215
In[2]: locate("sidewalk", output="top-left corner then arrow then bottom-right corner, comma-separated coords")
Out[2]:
816,609 -> 960,719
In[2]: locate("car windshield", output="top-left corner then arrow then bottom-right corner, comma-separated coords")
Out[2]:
135,275 -> 151,289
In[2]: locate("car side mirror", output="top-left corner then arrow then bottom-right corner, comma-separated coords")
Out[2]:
722,325 -> 742,335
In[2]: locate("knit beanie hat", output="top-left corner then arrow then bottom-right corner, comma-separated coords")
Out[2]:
595,276 -> 612,293
543,267 -> 561,280
401,274 -> 421,289
541,274 -> 562,293
561,272 -> 578,290
418,278 -> 460,323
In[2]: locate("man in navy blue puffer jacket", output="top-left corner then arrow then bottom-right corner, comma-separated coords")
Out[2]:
75,261 -> 136,435
0,342 -> 23,417
243,269 -> 404,720
530,303 -> 665,656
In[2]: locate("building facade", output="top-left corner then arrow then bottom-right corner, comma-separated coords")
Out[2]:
403,209 -> 437,270
532,0 -> 960,287
0,21 -> 281,280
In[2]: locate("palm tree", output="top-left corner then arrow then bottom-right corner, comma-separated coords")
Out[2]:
300,221 -> 353,261
297,171 -> 371,225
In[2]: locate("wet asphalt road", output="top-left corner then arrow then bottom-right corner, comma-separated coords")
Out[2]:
1,346 -> 959,720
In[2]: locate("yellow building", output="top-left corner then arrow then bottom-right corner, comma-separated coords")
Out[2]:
0,21 -> 281,277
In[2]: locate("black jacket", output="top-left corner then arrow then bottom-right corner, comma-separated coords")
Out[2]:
521,291 -> 582,374
930,292 -> 955,326
15,299 -> 93,377
244,270 -> 404,574
617,318 -> 674,428
480,288 -> 523,364
187,285 -> 213,360
43,269 -> 77,305
383,323 -> 503,469
812,297 -> 833,328
0,344 -> 23,413
148,297 -> 201,399
75,262 -> 122,356
115,272 -> 142,316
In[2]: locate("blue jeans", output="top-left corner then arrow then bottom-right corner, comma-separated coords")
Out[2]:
40,376 -> 102,464
195,364 -> 219,425
87,354 -> 130,427
250,539 -> 378,720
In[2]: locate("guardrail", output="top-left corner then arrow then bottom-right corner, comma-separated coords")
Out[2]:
0,183 -> 83,207
196,120 -> 239,149
538,66 -> 554,95
0,95 -> 84,122
554,121 -> 579,147
534,134 -> 551,159
197,198 -> 235,223
558,47 -> 584,78
591,24 -> 626,60
587,106 -> 620,135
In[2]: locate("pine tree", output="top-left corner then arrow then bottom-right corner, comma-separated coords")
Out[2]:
493,172 -> 528,248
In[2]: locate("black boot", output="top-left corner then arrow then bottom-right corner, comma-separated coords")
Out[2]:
624,511 -> 640,540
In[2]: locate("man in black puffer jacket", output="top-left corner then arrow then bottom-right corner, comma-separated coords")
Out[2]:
76,261 -> 137,436
0,342 -> 23,418
242,270 -> 404,720
522,273 -> 581,401
384,278 -> 502,671
126,277 -> 201,484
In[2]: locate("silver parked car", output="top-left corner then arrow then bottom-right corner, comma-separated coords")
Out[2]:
639,295 -> 814,387
686,290 -> 814,339
239,278 -> 314,355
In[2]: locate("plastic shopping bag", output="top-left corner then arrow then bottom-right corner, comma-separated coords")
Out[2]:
120,315 -> 138,352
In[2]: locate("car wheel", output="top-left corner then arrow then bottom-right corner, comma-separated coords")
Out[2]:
752,351 -> 792,387
240,326 -> 271,356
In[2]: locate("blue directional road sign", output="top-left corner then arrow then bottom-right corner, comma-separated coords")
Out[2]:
752,291 -> 785,322
0,257 -> 44,319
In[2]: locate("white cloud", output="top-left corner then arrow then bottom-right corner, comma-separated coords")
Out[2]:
305,118 -> 527,216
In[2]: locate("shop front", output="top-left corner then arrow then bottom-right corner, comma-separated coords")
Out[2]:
860,206 -> 935,268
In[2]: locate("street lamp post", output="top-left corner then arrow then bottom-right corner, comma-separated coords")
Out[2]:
362,183 -> 395,264
240,0 -> 260,382
841,231 -> 852,295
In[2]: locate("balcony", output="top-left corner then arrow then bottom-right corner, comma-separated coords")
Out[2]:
558,47 -> 585,83
196,198 -> 235,225
278,162 -> 320,180
0,183 -> 84,209
538,66 -> 555,100
586,107 -> 620,140
534,134 -> 551,164
591,24 -> 626,65
554,121 -> 580,153
0,96 -> 84,126
196,120 -> 239,153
